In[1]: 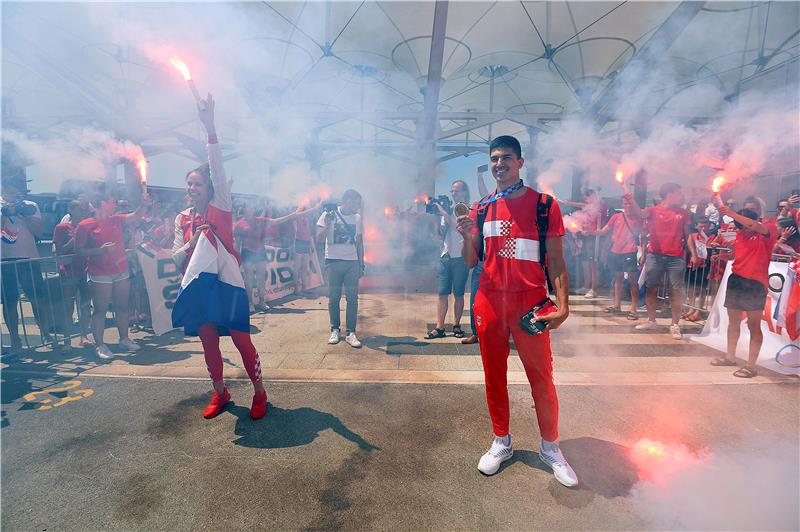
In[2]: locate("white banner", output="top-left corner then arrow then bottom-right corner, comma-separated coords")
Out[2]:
691,261 -> 798,375
137,243 -> 326,333
262,244 -> 324,302
136,243 -> 181,335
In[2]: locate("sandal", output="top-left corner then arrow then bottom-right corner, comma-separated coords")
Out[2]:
711,357 -> 737,367
626,312 -> 639,320
733,367 -> 757,378
425,328 -> 446,339
604,306 -> 621,313
452,325 -> 465,338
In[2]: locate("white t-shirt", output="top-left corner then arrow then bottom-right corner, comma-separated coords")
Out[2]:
440,216 -> 463,258
1,198 -> 41,259
317,208 -> 362,261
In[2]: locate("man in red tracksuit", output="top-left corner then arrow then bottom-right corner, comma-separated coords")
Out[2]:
456,135 -> 577,487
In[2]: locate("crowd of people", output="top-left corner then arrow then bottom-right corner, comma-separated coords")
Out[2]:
2,99 -> 798,487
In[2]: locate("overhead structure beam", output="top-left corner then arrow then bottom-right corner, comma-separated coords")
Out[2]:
416,0 -> 449,194
420,0 -> 449,144
587,1 -> 706,126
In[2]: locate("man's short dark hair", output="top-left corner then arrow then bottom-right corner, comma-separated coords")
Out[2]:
342,189 -> 362,202
489,135 -> 522,159
659,182 -> 681,199
734,208 -> 759,229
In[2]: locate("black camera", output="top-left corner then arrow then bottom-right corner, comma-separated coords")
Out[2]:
322,202 -> 339,213
425,195 -> 453,214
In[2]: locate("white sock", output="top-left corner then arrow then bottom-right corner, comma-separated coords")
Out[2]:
495,435 -> 511,446
541,438 -> 559,452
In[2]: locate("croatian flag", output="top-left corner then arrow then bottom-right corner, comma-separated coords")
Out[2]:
171,230 -> 250,336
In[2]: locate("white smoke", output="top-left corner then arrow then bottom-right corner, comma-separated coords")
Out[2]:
631,441 -> 799,530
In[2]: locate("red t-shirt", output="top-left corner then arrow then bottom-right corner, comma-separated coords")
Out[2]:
53,222 -> 87,279
470,188 -> 565,295
606,212 -> 639,254
645,204 -> 690,257
75,215 -> 129,276
295,216 -> 313,241
732,224 -> 778,287
234,217 -> 267,252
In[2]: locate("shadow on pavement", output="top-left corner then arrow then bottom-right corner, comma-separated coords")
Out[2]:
229,403 -> 381,452
360,335 -> 430,356
558,437 -> 639,500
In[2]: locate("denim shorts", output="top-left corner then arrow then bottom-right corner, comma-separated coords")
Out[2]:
437,256 -> 469,297
645,253 -> 685,290
608,252 -> 638,273
88,271 -> 130,284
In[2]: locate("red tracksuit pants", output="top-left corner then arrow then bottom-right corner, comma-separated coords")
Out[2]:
473,288 -> 559,441
198,323 -> 262,383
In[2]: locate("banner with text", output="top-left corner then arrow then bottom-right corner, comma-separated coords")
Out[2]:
691,261 -> 798,375
136,243 -> 181,336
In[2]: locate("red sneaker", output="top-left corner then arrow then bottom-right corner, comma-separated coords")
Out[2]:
250,391 -> 268,420
203,387 -> 231,419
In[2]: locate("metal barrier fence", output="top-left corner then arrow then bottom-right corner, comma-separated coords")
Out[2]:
1,249 -> 149,353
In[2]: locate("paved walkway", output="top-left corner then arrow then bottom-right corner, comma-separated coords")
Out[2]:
2,291 -> 798,530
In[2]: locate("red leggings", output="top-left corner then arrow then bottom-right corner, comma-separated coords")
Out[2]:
473,289 -> 559,441
197,323 -> 262,382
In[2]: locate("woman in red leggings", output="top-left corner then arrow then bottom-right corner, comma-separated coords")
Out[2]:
171,94 -> 267,420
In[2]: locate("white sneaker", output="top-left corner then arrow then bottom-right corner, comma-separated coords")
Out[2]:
539,440 -> 579,487
96,344 -> 113,359
574,287 -> 587,295
584,289 -> 597,298
328,329 -> 341,344
119,338 -> 140,352
635,320 -> 658,330
345,332 -> 362,348
670,324 -> 683,339
478,435 -> 513,475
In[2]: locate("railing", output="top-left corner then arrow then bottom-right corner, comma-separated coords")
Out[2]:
1,249 -> 150,353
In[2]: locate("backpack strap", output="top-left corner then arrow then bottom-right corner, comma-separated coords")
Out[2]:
476,193 -> 493,262
537,193 -> 553,265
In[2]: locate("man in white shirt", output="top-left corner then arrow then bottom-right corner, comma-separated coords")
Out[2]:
317,189 -> 364,348
425,180 -> 471,340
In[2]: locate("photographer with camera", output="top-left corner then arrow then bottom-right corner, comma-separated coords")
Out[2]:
317,189 -> 364,348
1,172 -> 52,351
425,180 -> 471,339
456,135 -> 577,487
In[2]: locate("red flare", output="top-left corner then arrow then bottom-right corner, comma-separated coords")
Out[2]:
170,57 -> 192,81
135,157 -> 148,185
615,170 -> 624,184
711,175 -> 726,193
384,207 -> 393,217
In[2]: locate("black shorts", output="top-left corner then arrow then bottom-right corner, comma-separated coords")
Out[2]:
724,273 -> 766,312
608,252 -> 638,273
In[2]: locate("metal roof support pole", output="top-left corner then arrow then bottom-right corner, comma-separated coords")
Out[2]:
571,167 -> 585,202
524,127 -> 539,189
416,0 -> 449,196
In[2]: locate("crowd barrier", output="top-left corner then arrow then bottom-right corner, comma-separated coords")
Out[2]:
2,243 -> 326,349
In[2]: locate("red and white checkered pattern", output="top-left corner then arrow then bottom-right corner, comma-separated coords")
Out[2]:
498,239 -> 517,259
